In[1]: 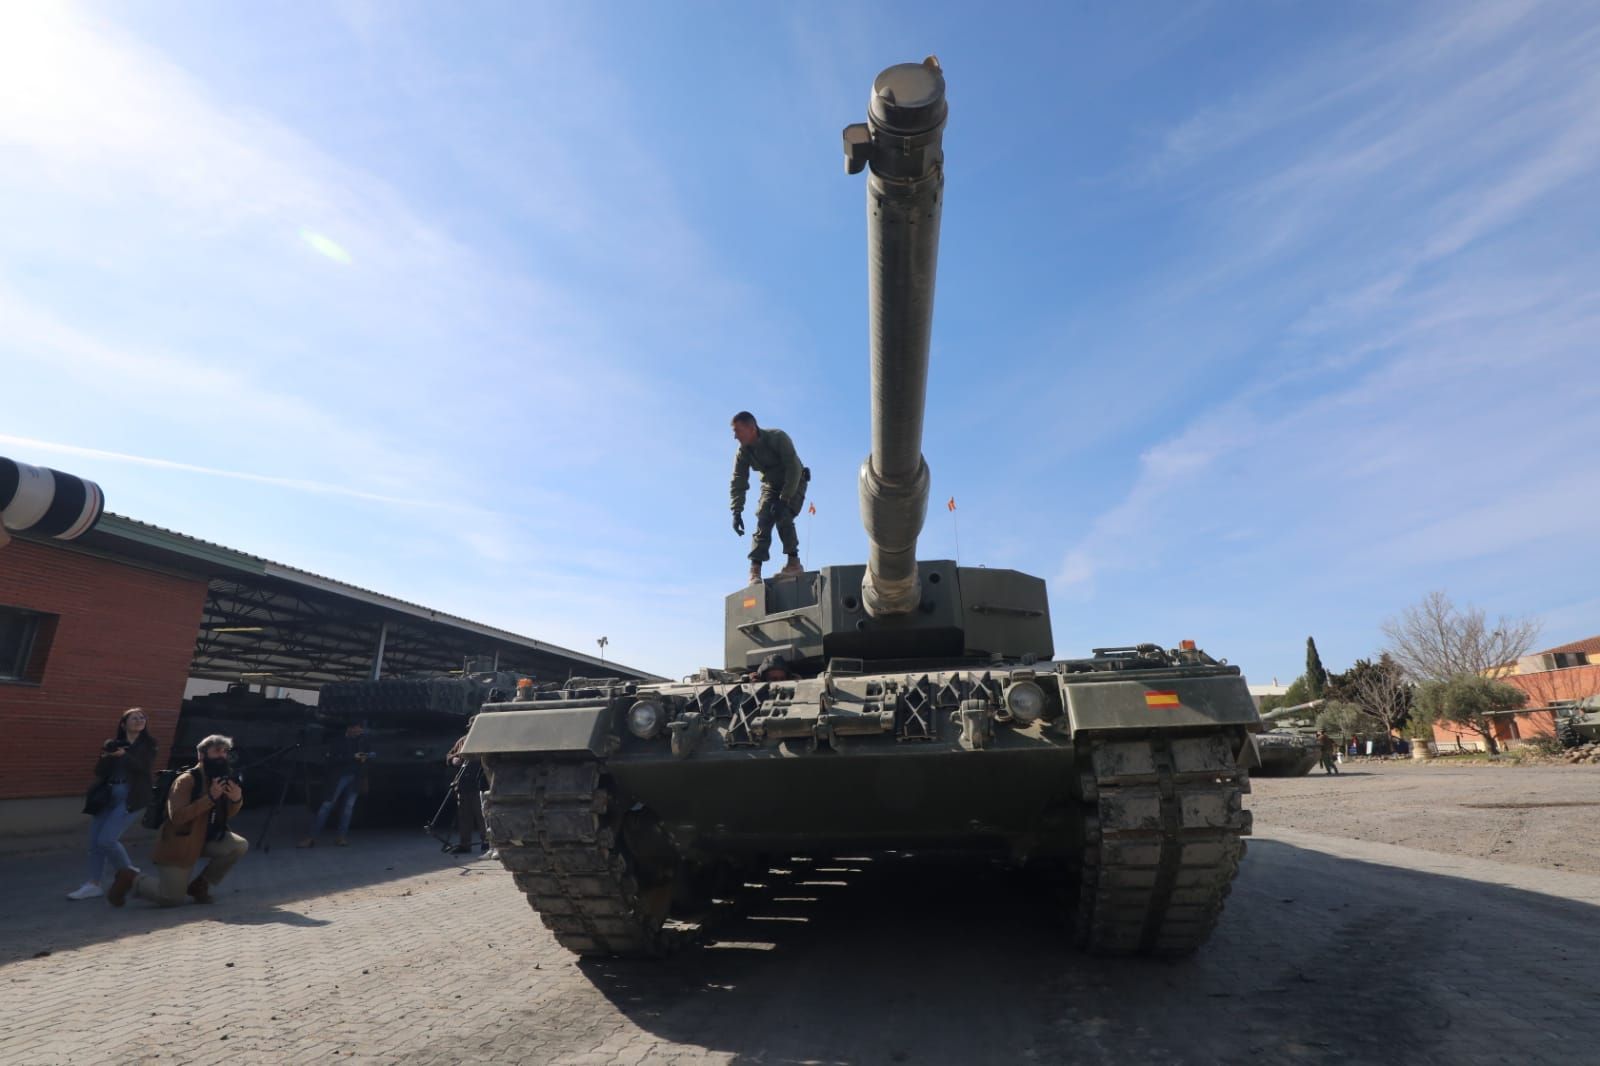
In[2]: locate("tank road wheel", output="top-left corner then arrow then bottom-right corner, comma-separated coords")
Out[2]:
483,759 -> 678,958
1073,732 -> 1253,958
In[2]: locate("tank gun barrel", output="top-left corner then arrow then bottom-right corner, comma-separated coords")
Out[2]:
843,57 -> 947,618
1261,698 -> 1325,722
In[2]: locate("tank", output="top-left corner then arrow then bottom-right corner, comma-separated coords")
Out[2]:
1557,697 -> 1600,748
462,57 -> 1261,958
1250,701 -> 1323,777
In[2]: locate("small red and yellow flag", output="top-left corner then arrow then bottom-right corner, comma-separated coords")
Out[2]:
947,496 -> 957,512
1143,690 -> 1180,709
807,502 -> 816,515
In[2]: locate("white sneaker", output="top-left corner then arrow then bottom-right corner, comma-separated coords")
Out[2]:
484,849 -> 498,860
66,882 -> 103,900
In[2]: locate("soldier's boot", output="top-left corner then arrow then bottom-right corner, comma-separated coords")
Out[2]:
187,876 -> 213,904
779,555 -> 803,576
749,563 -> 762,585
106,867 -> 138,908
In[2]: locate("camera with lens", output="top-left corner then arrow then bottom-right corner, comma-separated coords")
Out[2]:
103,739 -> 132,753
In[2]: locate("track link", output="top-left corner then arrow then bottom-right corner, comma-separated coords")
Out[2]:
483,759 -> 675,958
1074,731 -> 1252,957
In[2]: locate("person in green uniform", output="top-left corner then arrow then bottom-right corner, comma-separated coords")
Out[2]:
1316,729 -> 1340,775
729,411 -> 810,584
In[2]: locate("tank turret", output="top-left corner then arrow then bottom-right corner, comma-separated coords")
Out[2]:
723,57 -> 1050,674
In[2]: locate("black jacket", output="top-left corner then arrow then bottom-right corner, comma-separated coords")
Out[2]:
94,735 -> 158,813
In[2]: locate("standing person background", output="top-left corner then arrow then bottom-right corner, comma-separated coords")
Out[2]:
729,411 -> 810,584
1317,729 -> 1341,775
68,708 -> 158,901
444,732 -> 491,857
298,721 -> 373,848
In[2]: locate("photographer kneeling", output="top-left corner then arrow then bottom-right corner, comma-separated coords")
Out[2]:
108,735 -> 246,907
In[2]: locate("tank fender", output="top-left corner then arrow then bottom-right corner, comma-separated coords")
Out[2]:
1239,731 -> 1262,769
460,706 -> 615,757
1061,675 -> 1260,734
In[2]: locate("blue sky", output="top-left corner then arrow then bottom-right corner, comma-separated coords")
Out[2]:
3,2 -> 1596,684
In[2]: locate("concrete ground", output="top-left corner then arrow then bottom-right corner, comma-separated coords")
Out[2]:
1249,757 -> 1600,875
2,763 -> 1598,1065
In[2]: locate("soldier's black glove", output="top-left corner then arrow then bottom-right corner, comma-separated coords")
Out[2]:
733,514 -> 745,536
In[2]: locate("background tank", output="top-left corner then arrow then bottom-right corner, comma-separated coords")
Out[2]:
464,58 -> 1261,959
1250,700 -> 1323,777
1556,696 -> 1600,748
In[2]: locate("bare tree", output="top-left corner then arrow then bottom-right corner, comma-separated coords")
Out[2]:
1327,655 -> 1414,749
1380,591 -> 1542,683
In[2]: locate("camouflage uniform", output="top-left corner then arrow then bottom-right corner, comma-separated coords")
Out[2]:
730,427 -> 809,564
1317,731 -> 1340,775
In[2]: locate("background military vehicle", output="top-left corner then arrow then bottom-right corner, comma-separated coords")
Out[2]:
1250,701 -> 1324,777
463,57 -> 1261,959
172,667 -> 528,824
1556,696 -> 1600,747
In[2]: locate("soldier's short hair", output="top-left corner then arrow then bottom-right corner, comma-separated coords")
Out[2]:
731,411 -> 757,427
196,734 -> 234,757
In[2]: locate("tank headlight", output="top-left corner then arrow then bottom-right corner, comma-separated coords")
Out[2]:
1003,681 -> 1046,723
627,699 -> 663,739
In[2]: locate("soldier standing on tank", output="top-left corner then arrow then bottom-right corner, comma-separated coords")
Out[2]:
729,411 -> 810,584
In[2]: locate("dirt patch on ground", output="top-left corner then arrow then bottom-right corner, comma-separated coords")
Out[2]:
1249,760 -> 1600,876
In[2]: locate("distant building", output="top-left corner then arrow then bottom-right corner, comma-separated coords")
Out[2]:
1431,636 -> 1600,750
1247,682 -> 1288,711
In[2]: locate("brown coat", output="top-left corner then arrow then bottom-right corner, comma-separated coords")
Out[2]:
150,768 -> 243,869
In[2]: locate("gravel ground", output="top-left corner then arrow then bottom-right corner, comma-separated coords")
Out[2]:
1250,758 -> 1600,875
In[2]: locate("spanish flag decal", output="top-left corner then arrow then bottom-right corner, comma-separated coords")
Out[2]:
1144,690 -> 1180,709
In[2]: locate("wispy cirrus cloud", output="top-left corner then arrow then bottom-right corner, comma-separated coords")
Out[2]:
0,4 -> 778,674
1054,0 -> 1600,633
0,433 -> 453,511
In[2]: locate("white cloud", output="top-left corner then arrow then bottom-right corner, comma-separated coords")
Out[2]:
0,4 -> 780,676
1053,1 -> 1600,614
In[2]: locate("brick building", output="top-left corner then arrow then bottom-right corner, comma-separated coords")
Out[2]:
0,513 -> 659,835
1430,636 -> 1600,750
1,536 -> 204,823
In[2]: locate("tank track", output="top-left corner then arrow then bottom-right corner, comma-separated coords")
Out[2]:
1074,731 -> 1252,957
484,759 -> 678,958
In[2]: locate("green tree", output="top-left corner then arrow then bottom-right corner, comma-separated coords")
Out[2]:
1327,654 -> 1413,750
1414,675 -> 1527,755
1315,700 -> 1365,737
1305,638 -> 1328,700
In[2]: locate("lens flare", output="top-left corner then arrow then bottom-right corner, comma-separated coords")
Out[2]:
299,229 -> 352,265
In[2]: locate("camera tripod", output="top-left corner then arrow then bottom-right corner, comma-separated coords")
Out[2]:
249,740 -> 309,854
426,763 -> 490,854
424,765 -> 462,850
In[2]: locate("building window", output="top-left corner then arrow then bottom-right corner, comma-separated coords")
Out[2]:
0,606 -> 56,683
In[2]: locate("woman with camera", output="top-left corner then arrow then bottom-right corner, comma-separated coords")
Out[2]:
67,708 -> 158,900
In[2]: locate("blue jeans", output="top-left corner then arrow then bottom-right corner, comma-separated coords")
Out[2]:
86,782 -> 138,883
310,773 -> 359,837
